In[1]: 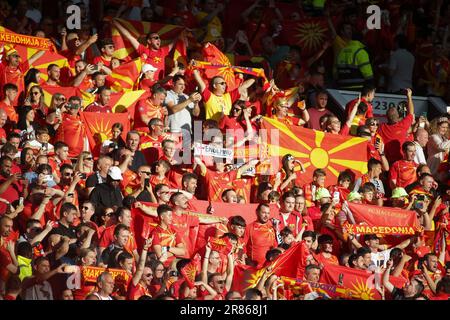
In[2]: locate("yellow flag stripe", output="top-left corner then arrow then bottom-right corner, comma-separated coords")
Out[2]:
328,137 -> 367,155
327,165 -> 340,177
314,130 -> 325,148
263,117 -> 313,151
329,159 -> 368,174
112,90 -> 146,112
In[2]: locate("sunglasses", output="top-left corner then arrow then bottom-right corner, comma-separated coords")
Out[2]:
144,273 -> 153,277
57,97 -> 66,101
368,122 -> 378,126
140,171 -> 151,175
10,54 -> 20,58
104,212 -> 113,217
216,82 -> 226,86
84,157 -> 93,161
31,92 -> 41,95
150,36 -> 160,40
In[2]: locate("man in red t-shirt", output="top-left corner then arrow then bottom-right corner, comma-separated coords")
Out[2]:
99,207 -> 138,258
93,38 -> 115,68
246,203 -> 278,267
151,204 -> 186,267
389,141 -> 418,189
345,85 -> 375,121
0,84 -> 19,124
134,86 -> 167,131
85,87 -> 113,113
378,88 -> 415,163
112,19 -> 184,80
194,156 -> 258,202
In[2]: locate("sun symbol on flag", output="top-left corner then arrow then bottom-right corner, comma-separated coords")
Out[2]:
349,278 -> 375,300
295,20 -> 328,52
246,268 -> 268,289
264,118 -> 367,178
88,119 -> 112,142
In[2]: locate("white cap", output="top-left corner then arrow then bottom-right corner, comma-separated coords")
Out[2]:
108,166 -> 123,180
142,64 -> 157,74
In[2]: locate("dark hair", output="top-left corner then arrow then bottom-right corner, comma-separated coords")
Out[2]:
244,288 -> 263,300
221,232 -> 238,242
182,172 -> 198,185
361,182 -> 376,194
17,105 -> 34,131
54,141 -> 69,151
60,163 -> 73,173
113,224 -> 129,238
256,203 -> 270,213
3,83 -> 18,94
281,191 -> 296,202
313,169 -> 326,177
356,247 -> 371,257
361,85 -> 376,97
24,68 -> 41,88
367,158 -> 382,171
318,234 -> 334,245
337,171 -> 352,183
47,63 -> 59,72
172,75 -> 185,84
302,231 -> 317,241
280,227 -> 293,238
117,251 -> 133,265
395,34 -> 408,49
436,277 -> 450,294
154,183 -> 169,194
122,196 -> 136,210
402,141 -> 415,153
60,202 -> 78,219
157,204 -> 172,216
17,241 -> 33,258
229,215 -> 246,228
265,248 -> 282,262
305,264 -> 321,274
2,143 -> 17,156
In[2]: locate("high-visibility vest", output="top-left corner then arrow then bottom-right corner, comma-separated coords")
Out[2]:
336,40 -> 373,90
313,0 -> 326,9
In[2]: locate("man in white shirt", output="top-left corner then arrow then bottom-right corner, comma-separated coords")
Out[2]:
387,34 -> 415,93
165,75 -> 201,134
413,128 -> 428,165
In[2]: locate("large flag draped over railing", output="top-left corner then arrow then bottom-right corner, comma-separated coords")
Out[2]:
260,117 -> 369,185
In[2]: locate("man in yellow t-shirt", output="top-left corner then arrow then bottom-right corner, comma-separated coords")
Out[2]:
192,69 -> 255,122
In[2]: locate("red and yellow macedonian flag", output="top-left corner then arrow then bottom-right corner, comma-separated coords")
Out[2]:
111,18 -> 184,61
260,117 -> 368,186
0,25 -> 55,51
106,57 -> 143,92
283,18 -> 330,58
80,112 -> 130,151
320,263 -> 407,300
201,42 -> 239,91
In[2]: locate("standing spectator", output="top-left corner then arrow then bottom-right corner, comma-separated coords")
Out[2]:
89,166 -> 124,214
165,75 -> 201,134
246,203 -> 277,267
92,272 -> 114,300
389,141 -> 418,189
427,117 -> 450,176
413,128 -> 429,165
85,87 -> 113,113
307,90 -> 335,130
377,88 -> 415,163
0,84 -> 19,124
386,35 -> 415,93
